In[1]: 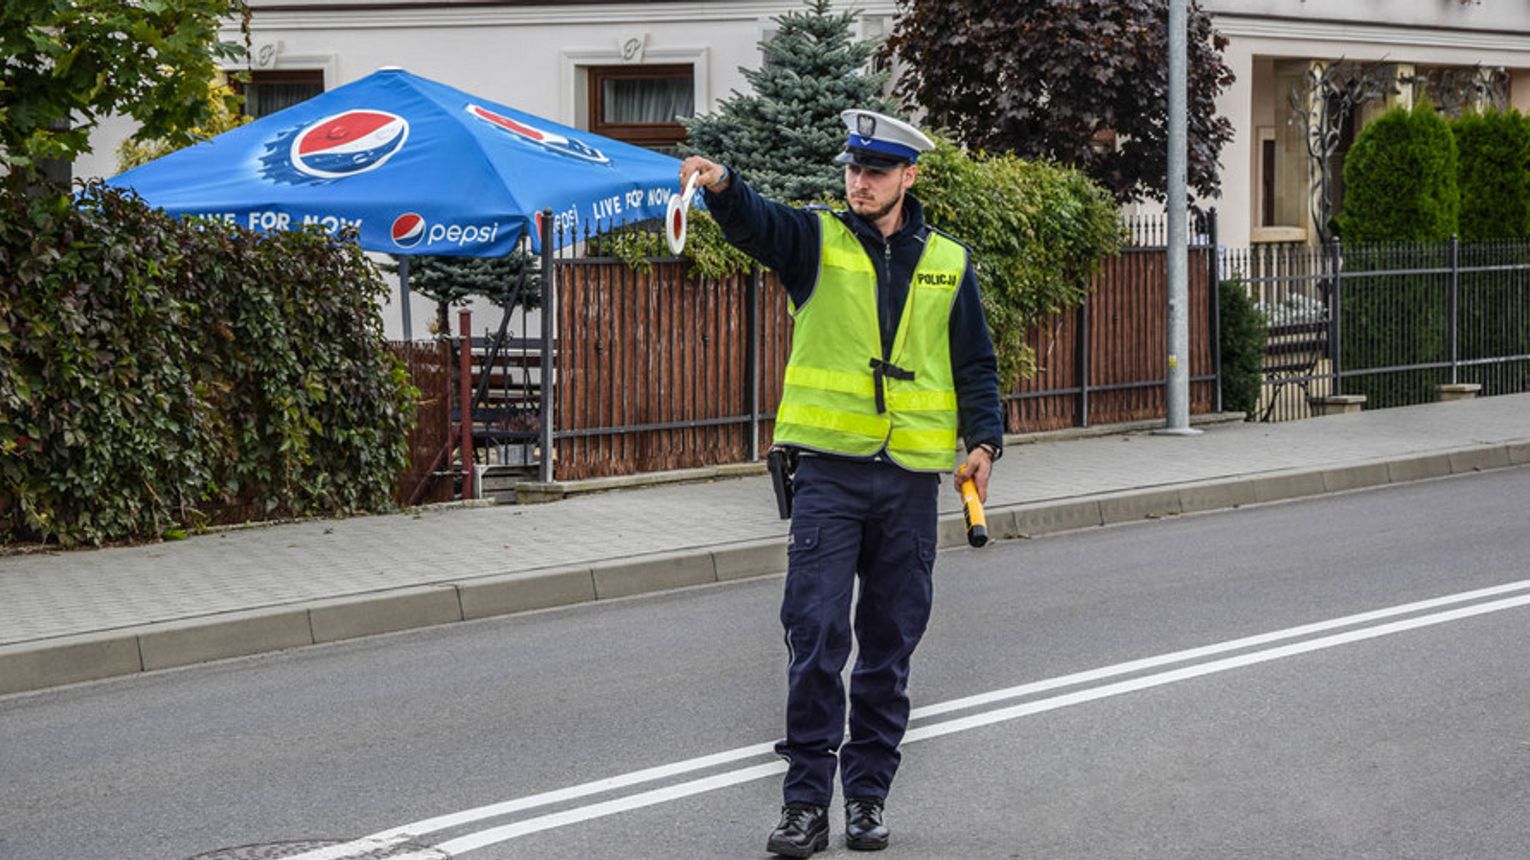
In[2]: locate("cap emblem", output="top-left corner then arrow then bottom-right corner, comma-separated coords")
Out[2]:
857,114 -> 877,137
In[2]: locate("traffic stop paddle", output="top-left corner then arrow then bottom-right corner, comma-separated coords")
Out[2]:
960,477 -> 989,548
665,173 -> 700,254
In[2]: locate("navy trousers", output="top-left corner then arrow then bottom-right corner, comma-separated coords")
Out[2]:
775,455 -> 940,807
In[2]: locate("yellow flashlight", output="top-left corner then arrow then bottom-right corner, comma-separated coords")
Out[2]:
960,478 -> 988,548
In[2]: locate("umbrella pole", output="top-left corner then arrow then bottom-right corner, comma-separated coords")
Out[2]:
398,254 -> 414,341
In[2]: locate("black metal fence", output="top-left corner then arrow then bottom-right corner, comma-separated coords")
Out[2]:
1224,237 -> 1530,421
1007,211 -> 1220,432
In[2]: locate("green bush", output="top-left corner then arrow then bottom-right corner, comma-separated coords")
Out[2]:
916,139 -> 1123,388
1336,105 -> 1456,409
1452,110 -> 1530,386
1337,104 -> 1459,242
600,209 -> 756,281
1451,109 -> 1530,241
0,182 -> 416,546
1217,277 -> 1268,417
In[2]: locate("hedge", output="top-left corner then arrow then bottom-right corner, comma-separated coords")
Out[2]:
915,139 -> 1123,389
0,182 -> 416,546
1335,105 -> 1457,408
1451,109 -> 1530,241
1337,104 -> 1459,243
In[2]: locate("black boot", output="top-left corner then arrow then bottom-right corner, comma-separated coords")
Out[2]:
845,796 -> 889,851
767,803 -> 829,858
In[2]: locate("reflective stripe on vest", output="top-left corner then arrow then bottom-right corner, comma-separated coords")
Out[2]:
772,211 -> 965,473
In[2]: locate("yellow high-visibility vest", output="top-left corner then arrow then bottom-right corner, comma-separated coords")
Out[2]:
772,211 -> 965,472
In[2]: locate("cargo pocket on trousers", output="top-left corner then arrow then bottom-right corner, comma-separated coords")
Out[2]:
781,525 -> 823,631
895,536 -> 937,640
916,535 -> 936,574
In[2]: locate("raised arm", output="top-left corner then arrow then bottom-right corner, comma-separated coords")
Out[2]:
678,156 -> 819,302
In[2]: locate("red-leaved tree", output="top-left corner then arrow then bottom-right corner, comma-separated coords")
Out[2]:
886,0 -> 1235,204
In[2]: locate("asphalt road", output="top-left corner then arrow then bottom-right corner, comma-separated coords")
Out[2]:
3,467 -> 1529,860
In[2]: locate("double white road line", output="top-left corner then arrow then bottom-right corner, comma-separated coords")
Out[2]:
290,578 -> 1530,859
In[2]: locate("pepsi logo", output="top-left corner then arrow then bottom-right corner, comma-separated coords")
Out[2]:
391,212 -> 425,249
290,110 -> 409,179
466,103 -> 610,164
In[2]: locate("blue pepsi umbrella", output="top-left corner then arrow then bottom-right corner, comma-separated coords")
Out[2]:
107,67 -> 683,257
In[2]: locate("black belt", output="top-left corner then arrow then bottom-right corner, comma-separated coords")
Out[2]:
868,358 -> 915,414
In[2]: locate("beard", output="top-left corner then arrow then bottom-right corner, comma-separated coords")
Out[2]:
850,191 -> 903,223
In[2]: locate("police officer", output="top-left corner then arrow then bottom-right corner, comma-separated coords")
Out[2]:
680,110 -> 1003,857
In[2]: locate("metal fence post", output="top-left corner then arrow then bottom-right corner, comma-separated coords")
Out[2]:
1329,239 -> 1344,396
398,254 -> 413,341
1448,234 -> 1460,385
539,209 -> 556,484
746,265 -> 761,461
1076,296 -> 1089,428
1207,209 -> 1223,413
457,309 -> 476,499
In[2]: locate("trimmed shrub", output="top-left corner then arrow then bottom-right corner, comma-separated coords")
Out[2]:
1337,104 -> 1459,242
915,139 -> 1123,388
1451,109 -> 1530,241
1452,111 -> 1530,394
1217,277 -> 1268,418
1335,105 -> 1456,409
0,182 -> 416,546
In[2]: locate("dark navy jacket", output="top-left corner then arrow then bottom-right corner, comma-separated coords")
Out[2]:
703,170 -> 1004,457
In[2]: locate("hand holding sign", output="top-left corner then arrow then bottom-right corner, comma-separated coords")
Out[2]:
665,172 -> 699,254
671,157 -> 729,254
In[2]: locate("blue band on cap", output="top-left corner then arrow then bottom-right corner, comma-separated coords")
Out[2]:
847,134 -> 920,163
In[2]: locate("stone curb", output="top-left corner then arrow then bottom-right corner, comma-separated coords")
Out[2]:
2,439 -> 1525,698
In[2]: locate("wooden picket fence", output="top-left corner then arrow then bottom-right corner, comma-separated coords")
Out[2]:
547,243 -> 1217,481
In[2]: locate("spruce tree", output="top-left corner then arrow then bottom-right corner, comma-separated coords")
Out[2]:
681,0 -> 896,202
380,250 -> 541,335
386,252 -> 541,311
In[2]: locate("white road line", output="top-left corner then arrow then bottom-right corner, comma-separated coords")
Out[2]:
434,762 -> 788,854
903,591 -> 1530,743
434,590 -> 1530,856
909,577 -> 1530,721
288,579 -> 1530,860
367,742 -> 779,841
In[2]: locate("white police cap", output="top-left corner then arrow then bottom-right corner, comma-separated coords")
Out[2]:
834,110 -> 935,168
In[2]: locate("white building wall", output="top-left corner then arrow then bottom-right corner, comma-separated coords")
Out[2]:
1098,5 -> 1530,247
1202,0 -> 1530,32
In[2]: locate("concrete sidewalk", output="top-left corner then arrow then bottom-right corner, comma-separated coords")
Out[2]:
3,394 -> 1529,696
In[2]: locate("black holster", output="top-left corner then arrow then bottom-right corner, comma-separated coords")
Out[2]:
766,446 -> 797,520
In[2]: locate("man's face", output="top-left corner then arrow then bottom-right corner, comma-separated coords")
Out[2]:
845,162 -> 916,222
